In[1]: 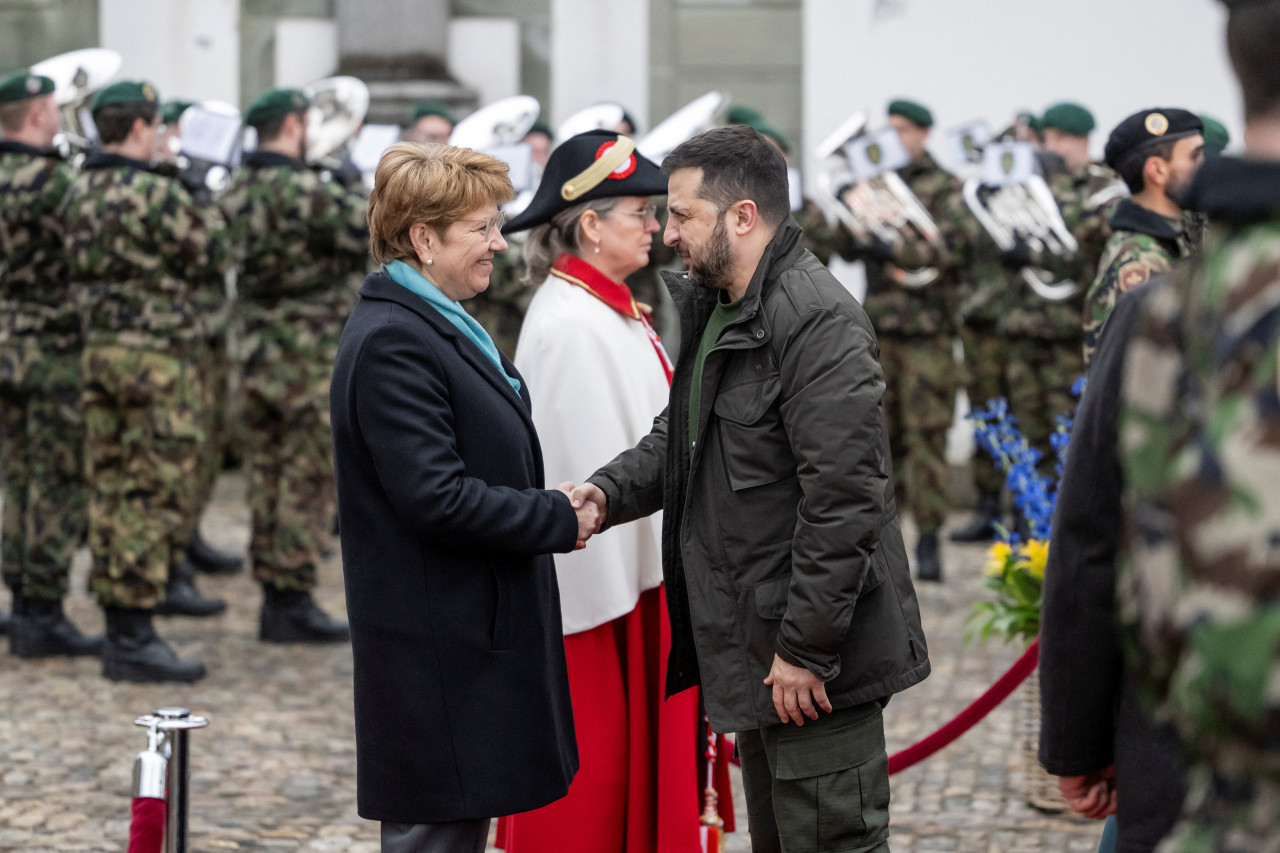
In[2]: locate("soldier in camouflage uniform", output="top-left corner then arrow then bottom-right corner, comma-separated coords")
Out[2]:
0,68 -> 102,657
60,80 -> 233,682
857,99 -> 963,582
1004,103 -> 1126,475
1084,109 -> 1206,366
219,88 -> 368,643
1117,3 -> 1280,845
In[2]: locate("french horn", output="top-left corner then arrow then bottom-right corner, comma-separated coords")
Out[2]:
814,112 -> 943,287
30,48 -> 122,155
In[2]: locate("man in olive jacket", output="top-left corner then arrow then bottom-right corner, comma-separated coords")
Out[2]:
574,125 -> 929,852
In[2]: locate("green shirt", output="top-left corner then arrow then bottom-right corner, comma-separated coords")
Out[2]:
688,292 -> 744,454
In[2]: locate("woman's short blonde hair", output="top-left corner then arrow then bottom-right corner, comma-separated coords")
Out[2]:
367,142 -> 514,265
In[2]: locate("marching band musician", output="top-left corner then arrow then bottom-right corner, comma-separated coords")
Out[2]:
61,79 -> 232,681
860,99 -> 964,582
404,99 -> 455,144
218,88 -> 369,644
0,68 -> 103,658
1084,109 -> 1205,366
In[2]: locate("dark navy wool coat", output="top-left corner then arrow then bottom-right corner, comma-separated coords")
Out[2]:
330,271 -> 579,823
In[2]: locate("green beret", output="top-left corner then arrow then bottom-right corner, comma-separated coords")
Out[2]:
1016,109 -> 1044,137
887,99 -> 933,129
92,80 -> 160,112
726,105 -> 765,127
1042,102 -> 1095,136
1199,113 -> 1230,155
0,68 -> 54,104
245,88 -> 310,128
412,99 -> 456,124
526,118 -> 552,138
161,100 -> 194,126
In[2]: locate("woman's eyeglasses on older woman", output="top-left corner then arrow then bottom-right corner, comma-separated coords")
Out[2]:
458,210 -> 507,241
612,204 -> 659,224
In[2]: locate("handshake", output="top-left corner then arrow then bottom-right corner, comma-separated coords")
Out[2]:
554,482 -> 607,550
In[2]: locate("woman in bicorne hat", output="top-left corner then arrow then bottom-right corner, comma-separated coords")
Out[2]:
497,130 -> 730,852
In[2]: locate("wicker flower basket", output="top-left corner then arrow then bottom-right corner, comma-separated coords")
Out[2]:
1019,664 -> 1068,812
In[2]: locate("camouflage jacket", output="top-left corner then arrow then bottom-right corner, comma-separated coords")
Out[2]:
933,182 -> 1022,328
1118,156 -> 1280,850
1000,163 -> 1126,340
218,151 -> 369,383
0,141 -> 77,343
61,151 -> 230,350
1083,200 -> 1197,366
861,152 -> 964,337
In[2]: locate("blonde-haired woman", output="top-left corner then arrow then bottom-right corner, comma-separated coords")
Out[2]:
498,130 -> 724,853
330,142 -> 600,853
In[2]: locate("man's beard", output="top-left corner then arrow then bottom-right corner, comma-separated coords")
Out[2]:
687,218 -> 734,291
1166,170 -> 1197,211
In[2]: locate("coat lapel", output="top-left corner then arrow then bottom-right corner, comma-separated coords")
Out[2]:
358,274 -> 540,444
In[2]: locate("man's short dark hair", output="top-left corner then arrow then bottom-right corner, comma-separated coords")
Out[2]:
1227,1 -> 1280,121
254,109 -> 306,145
93,101 -> 159,145
1116,138 -> 1177,194
661,124 -> 790,226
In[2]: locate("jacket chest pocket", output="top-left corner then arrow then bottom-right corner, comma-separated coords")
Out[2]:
713,375 -> 794,491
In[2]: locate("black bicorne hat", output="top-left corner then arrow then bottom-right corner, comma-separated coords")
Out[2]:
502,130 -> 668,233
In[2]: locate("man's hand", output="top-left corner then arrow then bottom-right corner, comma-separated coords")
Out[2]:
1058,766 -> 1116,820
763,654 -> 832,725
555,482 -> 604,550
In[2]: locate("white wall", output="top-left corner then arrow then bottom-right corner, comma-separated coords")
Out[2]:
100,0 -> 239,106
274,18 -> 339,90
802,0 -> 1240,195
550,0 -> 649,130
450,18 -> 522,107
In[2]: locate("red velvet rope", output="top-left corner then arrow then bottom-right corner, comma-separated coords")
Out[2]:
887,638 -> 1039,775
127,797 -> 166,853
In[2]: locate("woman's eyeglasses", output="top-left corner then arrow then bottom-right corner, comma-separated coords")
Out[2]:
612,204 -> 659,224
460,210 -> 507,241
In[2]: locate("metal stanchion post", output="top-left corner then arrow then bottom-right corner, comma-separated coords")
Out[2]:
133,707 -> 210,853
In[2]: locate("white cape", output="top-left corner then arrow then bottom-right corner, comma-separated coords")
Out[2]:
514,273 -> 669,635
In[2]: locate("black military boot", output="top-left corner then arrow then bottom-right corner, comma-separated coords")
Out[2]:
188,529 -> 244,575
9,594 -> 104,658
950,492 -> 1002,543
259,586 -> 350,644
155,560 -> 227,618
916,533 -> 943,582
102,607 -> 206,683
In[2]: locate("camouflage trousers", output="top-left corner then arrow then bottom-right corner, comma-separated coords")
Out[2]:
83,345 -> 204,609
1005,336 -> 1083,471
959,323 -> 1012,496
243,370 -> 334,593
172,335 -> 231,551
0,340 -> 87,601
879,333 -> 959,535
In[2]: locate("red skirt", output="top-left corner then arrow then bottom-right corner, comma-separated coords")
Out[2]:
496,585 -> 734,852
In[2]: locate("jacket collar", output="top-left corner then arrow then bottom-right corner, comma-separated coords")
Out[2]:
244,150 -> 308,171
550,253 -> 643,320
82,150 -> 151,173
357,272 -> 536,429
1184,155 -> 1280,225
1108,198 -> 1183,239
0,140 -> 59,159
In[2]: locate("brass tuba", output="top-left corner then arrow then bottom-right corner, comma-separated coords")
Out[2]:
303,75 -> 370,184
961,141 -> 1080,301
30,48 -> 122,155
450,95 -> 543,218
814,112 -> 944,287
637,91 -> 727,166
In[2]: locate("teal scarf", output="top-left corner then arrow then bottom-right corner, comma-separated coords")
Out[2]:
383,260 -> 521,393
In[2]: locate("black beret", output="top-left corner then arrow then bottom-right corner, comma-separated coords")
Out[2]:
503,130 -> 667,233
1104,108 -> 1204,171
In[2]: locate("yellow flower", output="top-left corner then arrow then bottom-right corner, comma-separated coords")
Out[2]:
1021,539 -> 1049,580
985,541 -> 1013,576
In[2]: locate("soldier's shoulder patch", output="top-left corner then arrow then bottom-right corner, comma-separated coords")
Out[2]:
1118,261 -> 1151,292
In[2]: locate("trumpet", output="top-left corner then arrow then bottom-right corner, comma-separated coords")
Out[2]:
962,141 -> 1079,301
814,112 -> 943,288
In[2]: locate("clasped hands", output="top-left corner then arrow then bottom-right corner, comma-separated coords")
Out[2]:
554,482 -> 607,550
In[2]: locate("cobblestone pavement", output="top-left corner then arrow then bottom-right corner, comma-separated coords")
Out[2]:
0,474 -> 1106,852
